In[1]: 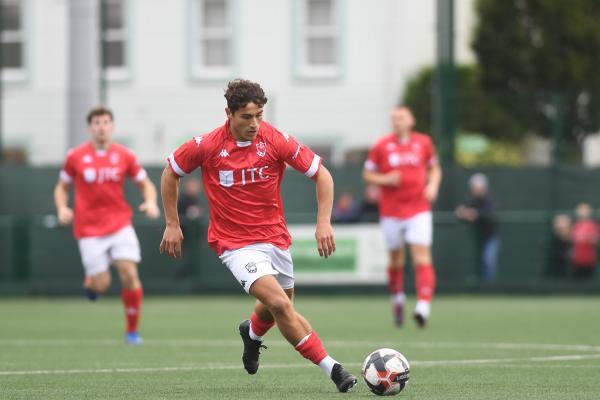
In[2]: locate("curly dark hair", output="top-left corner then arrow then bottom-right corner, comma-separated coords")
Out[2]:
224,79 -> 268,114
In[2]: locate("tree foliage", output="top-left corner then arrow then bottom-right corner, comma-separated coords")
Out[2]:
472,0 -> 600,142
402,64 -> 523,139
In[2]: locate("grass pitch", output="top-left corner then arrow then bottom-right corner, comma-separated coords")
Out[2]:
1,295 -> 599,399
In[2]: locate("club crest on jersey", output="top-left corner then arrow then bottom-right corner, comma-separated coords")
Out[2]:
109,153 -> 119,165
82,155 -> 93,164
83,168 -> 96,183
256,141 -> 267,157
219,170 -> 234,187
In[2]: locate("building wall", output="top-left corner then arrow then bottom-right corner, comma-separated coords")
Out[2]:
3,0 -> 476,165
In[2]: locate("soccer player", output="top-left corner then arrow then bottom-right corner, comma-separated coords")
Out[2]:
54,107 -> 160,344
363,106 -> 442,328
160,79 -> 357,392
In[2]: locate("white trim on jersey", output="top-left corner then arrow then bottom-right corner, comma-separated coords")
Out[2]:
364,159 -> 377,172
305,155 -> 321,178
168,154 -> 187,177
59,170 -> 73,184
236,140 -> 252,148
134,169 -> 147,183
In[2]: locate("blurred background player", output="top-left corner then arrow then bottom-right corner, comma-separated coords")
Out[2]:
570,203 -> 599,278
160,80 -> 357,392
176,177 -> 205,278
455,173 -> 500,282
545,214 -> 572,278
53,107 -> 160,344
363,106 -> 442,328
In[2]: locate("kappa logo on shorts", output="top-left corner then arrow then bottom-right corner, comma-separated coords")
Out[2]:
240,280 -> 247,288
244,262 -> 257,273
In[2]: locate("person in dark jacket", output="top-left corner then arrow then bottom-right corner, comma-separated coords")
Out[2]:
455,173 -> 499,281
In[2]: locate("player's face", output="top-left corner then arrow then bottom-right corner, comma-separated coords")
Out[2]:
391,108 -> 415,135
227,102 -> 263,141
88,114 -> 114,145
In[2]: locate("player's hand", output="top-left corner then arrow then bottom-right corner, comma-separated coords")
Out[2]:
315,222 -> 336,259
160,224 -> 184,259
139,201 -> 161,219
57,206 -> 74,226
383,171 -> 401,187
424,183 -> 439,203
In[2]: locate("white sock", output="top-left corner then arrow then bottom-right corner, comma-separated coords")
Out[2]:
393,292 -> 406,305
318,355 -> 338,377
249,323 -> 263,341
415,300 -> 431,319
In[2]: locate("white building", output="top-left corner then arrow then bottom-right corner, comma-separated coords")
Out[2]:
2,0 -> 476,165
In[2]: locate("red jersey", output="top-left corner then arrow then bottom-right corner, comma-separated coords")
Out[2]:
571,220 -> 599,267
168,120 -> 321,255
365,132 -> 438,219
60,142 -> 147,239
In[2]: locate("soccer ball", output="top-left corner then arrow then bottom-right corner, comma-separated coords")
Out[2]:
362,348 -> 410,396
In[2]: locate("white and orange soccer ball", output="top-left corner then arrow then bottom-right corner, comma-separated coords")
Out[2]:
362,348 -> 410,396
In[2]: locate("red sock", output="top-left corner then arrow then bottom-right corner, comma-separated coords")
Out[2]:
295,331 -> 328,365
122,287 -> 143,333
387,266 -> 404,294
415,264 -> 436,301
250,312 -> 275,337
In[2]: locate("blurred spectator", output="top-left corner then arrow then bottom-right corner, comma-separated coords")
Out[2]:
361,184 -> 380,215
176,178 -> 205,278
178,178 -> 204,221
570,203 -> 599,278
332,191 -> 361,223
455,173 -> 499,282
545,214 -> 572,278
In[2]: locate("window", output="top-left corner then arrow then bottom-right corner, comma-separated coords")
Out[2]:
1,0 -> 25,80
192,0 -> 233,79
296,0 -> 341,78
101,0 -> 128,80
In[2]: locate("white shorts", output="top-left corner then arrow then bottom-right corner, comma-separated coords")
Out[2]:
77,225 -> 141,277
219,243 -> 294,294
380,211 -> 433,250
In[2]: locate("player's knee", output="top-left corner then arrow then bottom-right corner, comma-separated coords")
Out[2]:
265,295 -> 293,316
94,279 -> 110,293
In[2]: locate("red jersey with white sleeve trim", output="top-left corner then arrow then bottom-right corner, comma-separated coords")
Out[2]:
364,132 -> 438,219
168,120 -> 321,255
60,142 -> 147,239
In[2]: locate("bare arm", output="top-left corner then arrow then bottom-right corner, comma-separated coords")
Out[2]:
136,176 -> 160,219
54,179 -> 73,225
362,169 -> 401,187
424,164 -> 442,203
159,166 -> 184,258
314,165 -> 336,258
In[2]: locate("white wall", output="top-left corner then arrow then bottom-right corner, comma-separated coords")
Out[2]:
4,0 -> 69,165
4,0 -> 476,165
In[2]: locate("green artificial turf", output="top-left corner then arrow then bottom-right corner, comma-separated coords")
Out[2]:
1,295 -> 599,399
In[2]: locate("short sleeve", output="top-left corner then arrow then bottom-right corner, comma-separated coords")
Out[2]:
426,137 -> 439,167
168,136 -> 204,176
125,150 -> 147,183
59,150 -> 76,184
273,129 -> 321,179
364,144 -> 382,172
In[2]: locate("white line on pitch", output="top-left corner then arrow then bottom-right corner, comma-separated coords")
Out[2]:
1,339 -> 599,353
1,354 -> 600,376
